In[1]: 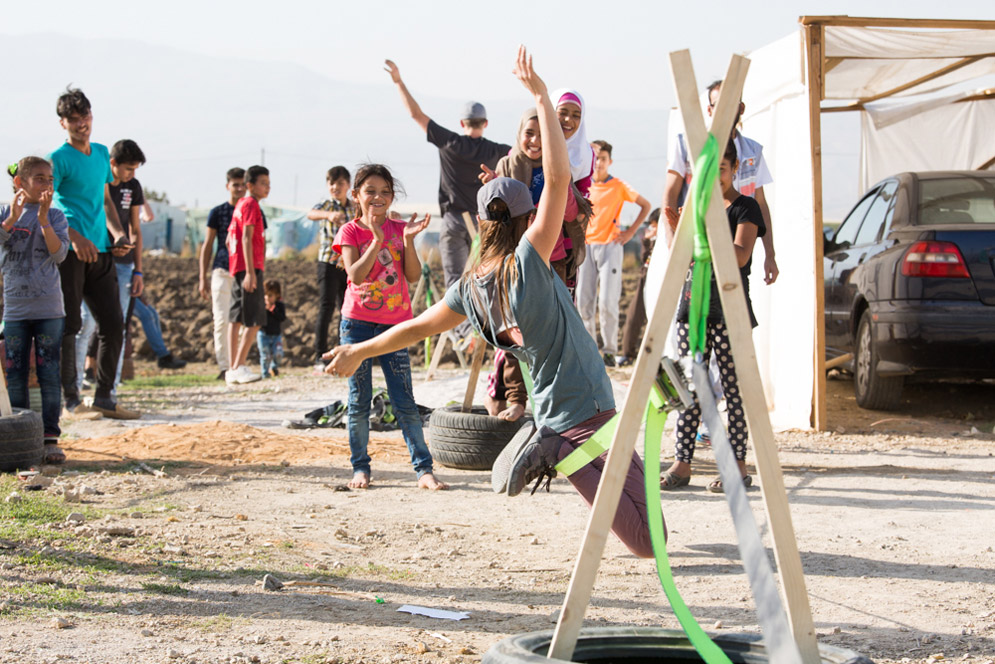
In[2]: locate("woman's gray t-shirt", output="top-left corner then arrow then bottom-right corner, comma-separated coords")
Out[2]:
444,236 -> 614,432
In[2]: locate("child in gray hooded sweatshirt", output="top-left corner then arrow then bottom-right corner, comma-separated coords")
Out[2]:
1,156 -> 70,463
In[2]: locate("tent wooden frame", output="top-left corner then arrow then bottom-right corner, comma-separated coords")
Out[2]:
800,16 -> 995,429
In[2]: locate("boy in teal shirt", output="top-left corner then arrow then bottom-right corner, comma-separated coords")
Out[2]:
50,86 -> 139,420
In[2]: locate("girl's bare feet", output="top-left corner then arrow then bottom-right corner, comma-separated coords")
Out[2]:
497,402 -> 525,421
418,473 -> 448,490
348,471 -> 370,489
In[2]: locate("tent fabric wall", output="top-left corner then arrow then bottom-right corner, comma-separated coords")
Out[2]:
860,97 -> 995,190
647,33 -> 815,430
823,28 -> 995,101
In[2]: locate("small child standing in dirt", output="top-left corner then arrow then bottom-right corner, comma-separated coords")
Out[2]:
328,164 -> 446,491
1,157 -> 71,463
257,280 -> 286,379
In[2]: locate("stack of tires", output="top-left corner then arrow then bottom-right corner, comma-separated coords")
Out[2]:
428,405 -> 531,471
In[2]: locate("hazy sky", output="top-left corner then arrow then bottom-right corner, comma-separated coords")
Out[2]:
3,0 -> 993,215
7,0 -> 992,111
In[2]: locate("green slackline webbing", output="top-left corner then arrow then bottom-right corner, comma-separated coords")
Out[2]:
687,134 -> 721,358
643,385 -> 733,664
518,359 -> 537,415
550,380 -> 732,664
422,263 -> 435,369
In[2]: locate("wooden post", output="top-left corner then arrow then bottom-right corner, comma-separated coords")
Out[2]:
0,362 -> 12,417
548,51 -> 749,661
806,23 -> 828,431
461,341 -> 487,413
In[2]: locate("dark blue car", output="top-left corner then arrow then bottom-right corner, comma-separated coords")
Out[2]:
824,171 -> 995,409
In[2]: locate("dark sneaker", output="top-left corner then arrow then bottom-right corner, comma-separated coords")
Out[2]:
491,422 -> 537,494
506,426 -> 563,497
271,367 -> 279,376
216,370 -> 227,381
91,397 -> 141,420
603,353 -> 616,368
157,353 -> 187,370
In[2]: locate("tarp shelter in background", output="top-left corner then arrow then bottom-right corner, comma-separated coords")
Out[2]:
142,201 -> 187,254
184,205 -> 313,259
720,16 -> 995,430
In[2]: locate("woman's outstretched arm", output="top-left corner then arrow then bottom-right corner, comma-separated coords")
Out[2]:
324,301 -> 466,377
515,46 -> 569,263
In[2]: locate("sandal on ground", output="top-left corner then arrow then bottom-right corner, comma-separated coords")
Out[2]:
43,443 -> 66,465
660,471 -> 691,490
707,475 -> 752,494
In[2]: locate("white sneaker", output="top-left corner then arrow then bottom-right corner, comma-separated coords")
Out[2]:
227,366 -> 261,385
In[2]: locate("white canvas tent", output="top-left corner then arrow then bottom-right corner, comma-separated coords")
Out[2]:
731,16 -> 995,430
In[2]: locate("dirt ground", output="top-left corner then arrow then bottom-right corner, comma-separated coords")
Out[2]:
1,357 -> 994,664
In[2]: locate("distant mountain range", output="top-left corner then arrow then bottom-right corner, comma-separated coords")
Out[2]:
0,33 -> 857,222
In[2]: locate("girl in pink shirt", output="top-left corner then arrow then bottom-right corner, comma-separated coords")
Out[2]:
330,164 -> 446,490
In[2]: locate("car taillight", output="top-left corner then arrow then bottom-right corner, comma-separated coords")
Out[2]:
901,241 -> 970,278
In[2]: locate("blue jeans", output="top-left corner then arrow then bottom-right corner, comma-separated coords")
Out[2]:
133,298 -> 169,358
256,331 -> 282,377
3,317 -> 65,437
339,317 -> 433,478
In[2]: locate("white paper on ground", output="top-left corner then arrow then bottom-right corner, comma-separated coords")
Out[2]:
396,605 -> 470,621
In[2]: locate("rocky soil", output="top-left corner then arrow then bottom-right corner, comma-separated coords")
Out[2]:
0,361 -> 993,664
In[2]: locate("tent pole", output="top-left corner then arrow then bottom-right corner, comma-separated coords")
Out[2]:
805,22 -> 828,431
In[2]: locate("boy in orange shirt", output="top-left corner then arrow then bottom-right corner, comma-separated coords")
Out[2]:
576,140 -> 651,366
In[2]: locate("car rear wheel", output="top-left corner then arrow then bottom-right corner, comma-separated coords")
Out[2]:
854,310 -> 903,410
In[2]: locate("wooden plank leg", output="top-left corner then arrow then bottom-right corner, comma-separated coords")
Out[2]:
425,332 -> 451,382
461,340 -> 487,413
0,361 -> 12,417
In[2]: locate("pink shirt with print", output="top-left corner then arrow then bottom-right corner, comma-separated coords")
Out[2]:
333,219 -> 413,326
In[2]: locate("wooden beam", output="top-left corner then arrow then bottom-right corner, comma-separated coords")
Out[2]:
801,15 -> 995,30
547,52 -> 752,663
461,341 -> 487,413
824,353 -> 853,370
978,154 -> 995,171
854,56 -> 987,105
807,24 -> 828,433
0,361 -> 12,417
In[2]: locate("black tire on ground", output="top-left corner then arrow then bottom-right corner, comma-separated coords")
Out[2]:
854,310 -> 903,410
482,627 -> 875,664
428,405 -> 531,471
0,408 -> 45,472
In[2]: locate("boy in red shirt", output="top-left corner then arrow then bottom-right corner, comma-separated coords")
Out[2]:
225,165 -> 270,385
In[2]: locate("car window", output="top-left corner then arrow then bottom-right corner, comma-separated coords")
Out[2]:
919,176 -> 995,224
855,180 -> 898,245
834,188 -> 878,247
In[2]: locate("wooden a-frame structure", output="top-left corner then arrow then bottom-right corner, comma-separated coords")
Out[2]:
546,51 -> 820,664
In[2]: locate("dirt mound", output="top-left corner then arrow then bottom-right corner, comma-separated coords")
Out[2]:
62,420 -> 413,466
136,255 -> 641,369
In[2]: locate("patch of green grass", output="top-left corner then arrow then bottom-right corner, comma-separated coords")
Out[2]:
283,654 -> 335,664
141,581 -> 190,596
4,582 -> 94,613
191,612 -> 248,633
118,374 -> 218,390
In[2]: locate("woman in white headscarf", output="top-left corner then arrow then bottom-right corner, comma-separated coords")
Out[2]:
551,88 -> 594,196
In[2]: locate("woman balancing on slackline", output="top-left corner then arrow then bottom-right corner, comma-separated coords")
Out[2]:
326,46 -> 660,558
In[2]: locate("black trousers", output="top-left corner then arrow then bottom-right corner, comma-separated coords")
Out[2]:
59,252 -> 123,403
315,261 -> 348,361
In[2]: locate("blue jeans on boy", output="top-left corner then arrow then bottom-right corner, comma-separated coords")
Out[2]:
256,331 -> 282,378
132,298 -> 169,358
339,317 -> 434,478
3,317 -> 65,437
